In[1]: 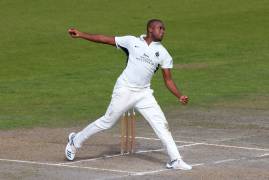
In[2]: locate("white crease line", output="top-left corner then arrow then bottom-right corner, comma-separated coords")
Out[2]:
258,153 -> 269,157
0,158 -> 135,175
136,148 -> 164,153
60,154 -> 123,165
209,153 -> 267,166
136,136 -> 198,144
134,168 -> 169,176
61,138 -> 269,165
1,134 -> 268,177
62,143 -> 203,165
132,163 -> 205,176
178,143 -> 205,148
0,157 -> 202,177
136,143 -> 204,154
192,163 -> 205,166
135,136 -> 269,152
136,154 -> 262,176
0,158 -> 61,166
202,143 -> 269,152
133,153 -> 268,177
61,149 -> 165,165
63,148 -> 165,165
214,159 -> 236,164
1,153 -> 265,177
213,134 -> 258,142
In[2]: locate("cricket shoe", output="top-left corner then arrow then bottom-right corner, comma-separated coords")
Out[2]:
65,132 -> 77,161
166,159 -> 192,170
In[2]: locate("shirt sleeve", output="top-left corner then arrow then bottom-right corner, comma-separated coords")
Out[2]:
115,36 -> 133,49
160,50 -> 173,69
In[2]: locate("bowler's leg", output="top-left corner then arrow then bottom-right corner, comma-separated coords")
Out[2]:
135,103 -> 181,161
73,87 -> 134,148
66,86 -> 134,160
135,90 -> 192,170
65,104 -> 127,160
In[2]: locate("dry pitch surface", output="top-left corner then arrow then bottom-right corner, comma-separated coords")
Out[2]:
0,107 -> 268,180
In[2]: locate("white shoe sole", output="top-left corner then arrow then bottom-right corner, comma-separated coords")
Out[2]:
166,159 -> 192,170
65,132 -> 76,161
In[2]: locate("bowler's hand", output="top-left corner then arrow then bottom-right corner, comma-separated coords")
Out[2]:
68,28 -> 81,38
179,95 -> 188,105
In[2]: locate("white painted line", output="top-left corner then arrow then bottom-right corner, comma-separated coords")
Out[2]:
0,157 -> 205,177
61,137 -> 269,167
133,152 -> 269,177
214,159 -> 236,164
62,148 -> 166,165
178,143 -> 205,148
136,148 -> 164,153
214,134 -> 258,142
63,148 -> 166,165
0,158 -> 135,175
132,162 -> 205,176
134,169 -> 168,176
60,154 -> 123,165
136,136 -> 198,144
202,143 -> 269,151
2,136 -> 266,177
129,143 -> 202,154
136,143 -> 204,154
135,136 -> 269,152
0,158 -> 61,166
258,153 -> 269,157
135,136 -> 161,141
63,143 -> 204,165
191,163 -> 205,167
1,152 -> 266,177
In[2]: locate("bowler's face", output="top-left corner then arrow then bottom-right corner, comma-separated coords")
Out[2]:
150,22 -> 165,41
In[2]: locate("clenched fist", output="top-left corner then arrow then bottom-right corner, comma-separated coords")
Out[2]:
68,28 -> 81,38
179,95 -> 189,105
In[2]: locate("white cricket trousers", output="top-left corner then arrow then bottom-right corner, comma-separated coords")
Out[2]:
73,83 -> 181,161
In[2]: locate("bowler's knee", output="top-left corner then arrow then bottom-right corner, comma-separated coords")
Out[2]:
94,114 -> 118,130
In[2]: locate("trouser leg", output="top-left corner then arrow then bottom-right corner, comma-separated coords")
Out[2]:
135,91 -> 181,161
73,87 -> 134,148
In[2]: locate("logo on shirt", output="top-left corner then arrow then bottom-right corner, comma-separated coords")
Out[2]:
155,52 -> 160,57
134,45 -> 139,48
143,53 -> 149,58
136,53 -> 155,66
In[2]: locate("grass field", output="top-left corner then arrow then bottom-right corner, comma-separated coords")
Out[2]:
0,0 -> 268,129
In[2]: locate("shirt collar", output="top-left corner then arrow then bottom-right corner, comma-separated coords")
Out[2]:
139,34 -> 160,45
139,34 -> 146,41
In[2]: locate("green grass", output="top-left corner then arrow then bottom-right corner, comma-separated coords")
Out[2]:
0,0 -> 268,129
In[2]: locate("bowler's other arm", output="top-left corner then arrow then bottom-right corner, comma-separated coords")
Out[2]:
162,69 -> 189,105
68,28 -> 116,46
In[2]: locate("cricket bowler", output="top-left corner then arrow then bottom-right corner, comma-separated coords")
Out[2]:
65,19 -> 192,170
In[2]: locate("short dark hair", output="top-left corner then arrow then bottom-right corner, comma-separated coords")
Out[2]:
147,19 -> 163,31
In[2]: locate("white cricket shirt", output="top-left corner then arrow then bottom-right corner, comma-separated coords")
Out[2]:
115,35 -> 173,89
